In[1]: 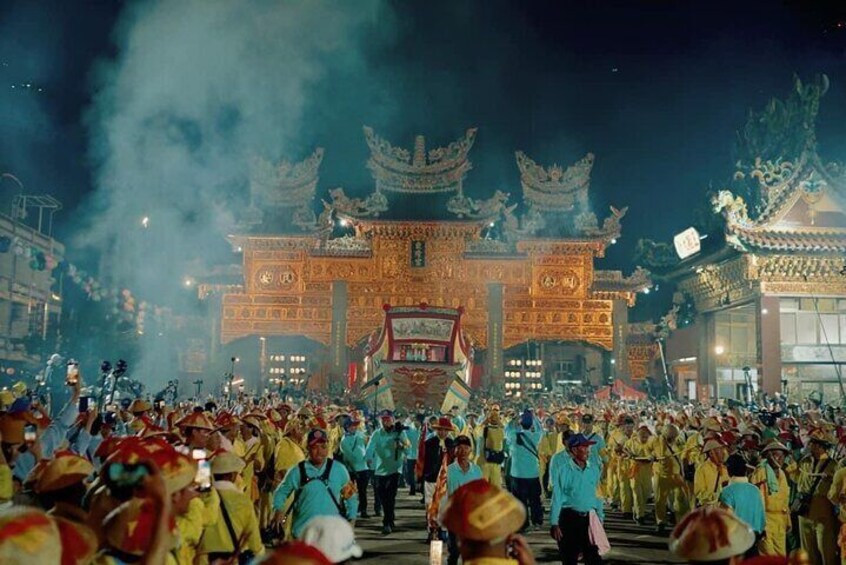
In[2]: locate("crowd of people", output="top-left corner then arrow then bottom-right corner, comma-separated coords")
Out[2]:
0,371 -> 843,564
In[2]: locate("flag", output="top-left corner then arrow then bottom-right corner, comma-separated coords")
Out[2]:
427,451 -> 449,530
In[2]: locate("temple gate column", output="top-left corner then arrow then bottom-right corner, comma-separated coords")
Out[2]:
698,312 -> 717,401
330,281 -> 348,390
612,299 -> 630,382
759,295 -> 782,395
486,282 -> 504,389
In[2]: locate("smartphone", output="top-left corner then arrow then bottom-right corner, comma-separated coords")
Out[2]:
194,457 -> 211,491
66,360 -> 79,385
157,400 -> 166,409
79,396 -> 89,413
24,425 -> 37,442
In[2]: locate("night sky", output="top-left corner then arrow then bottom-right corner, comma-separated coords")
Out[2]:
2,0 -> 846,322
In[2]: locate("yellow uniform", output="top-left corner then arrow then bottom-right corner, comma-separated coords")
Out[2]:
652,435 -> 691,526
610,430 -> 634,514
477,424 -> 505,487
795,454 -> 836,565
751,462 -> 790,556
693,459 -> 728,507
198,482 -> 265,562
174,492 -> 219,565
624,435 -> 654,520
538,431 -> 563,493
0,463 -> 11,503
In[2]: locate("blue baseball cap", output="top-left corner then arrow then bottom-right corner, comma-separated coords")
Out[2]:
567,433 -> 597,449
379,409 -> 394,419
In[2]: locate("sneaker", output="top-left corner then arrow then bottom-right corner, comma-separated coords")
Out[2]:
381,525 -> 392,535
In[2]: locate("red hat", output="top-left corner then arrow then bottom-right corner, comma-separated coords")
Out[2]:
432,416 -> 454,431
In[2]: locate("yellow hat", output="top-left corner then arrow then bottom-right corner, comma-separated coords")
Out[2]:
102,497 -> 176,557
175,412 -> 214,431
0,506 -> 62,563
555,411 -> 572,427
210,450 -> 245,475
440,479 -> 526,542
702,438 -> 727,454
808,428 -> 834,446
128,399 -> 152,414
11,381 -> 27,397
670,507 -> 755,561
34,450 -> 94,493
213,411 -> 241,431
52,514 -> 99,565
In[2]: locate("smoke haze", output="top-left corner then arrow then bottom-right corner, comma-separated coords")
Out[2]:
82,0 -> 385,386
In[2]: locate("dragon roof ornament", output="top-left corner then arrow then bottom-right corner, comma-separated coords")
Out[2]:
363,126 -> 477,193
515,151 -> 594,211
249,148 -> 324,208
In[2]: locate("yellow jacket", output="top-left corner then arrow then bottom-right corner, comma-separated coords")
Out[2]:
538,430 -> 564,481
198,482 -> 265,559
652,436 -> 686,480
751,462 -> 790,515
795,454 -> 835,522
624,436 -> 654,478
274,436 -> 306,478
174,493 -> 218,565
693,459 -> 728,507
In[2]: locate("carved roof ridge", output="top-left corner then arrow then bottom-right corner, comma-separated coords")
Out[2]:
249,148 -> 324,207
515,150 -> 594,211
363,126 -> 477,194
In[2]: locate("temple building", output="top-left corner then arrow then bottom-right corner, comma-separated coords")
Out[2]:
203,126 -> 648,395
661,76 -> 846,403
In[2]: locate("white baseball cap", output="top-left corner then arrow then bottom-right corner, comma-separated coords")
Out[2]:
300,515 -> 363,563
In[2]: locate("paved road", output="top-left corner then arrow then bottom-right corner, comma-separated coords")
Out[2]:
352,491 -> 683,564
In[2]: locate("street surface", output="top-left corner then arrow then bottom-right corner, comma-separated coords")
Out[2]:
352,491 -> 684,564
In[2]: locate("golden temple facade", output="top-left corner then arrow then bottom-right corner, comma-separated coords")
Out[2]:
214,126 -> 648,390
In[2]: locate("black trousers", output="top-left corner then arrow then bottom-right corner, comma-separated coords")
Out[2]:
404,458 -> 418,494
376,472 -> 400,527
353,470 -> 371,516
557,508 -> 603,565
447,530 -> 460,565
371,472 -> 382,513
512,477 -> 543,527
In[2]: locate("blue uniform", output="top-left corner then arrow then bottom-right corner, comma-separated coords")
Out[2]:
506,428 -> 542,479
446,461 -> 482,496
272,458 -> 358,538
549,453 -> 604,523
405,425 -> 421,460
719,477 -> 766,533
339,432 -> 368,472
365,427 -> 409,476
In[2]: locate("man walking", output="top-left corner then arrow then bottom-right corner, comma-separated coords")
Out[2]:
365,410 -> 409,535
550,433 -> 605,565
507,409 -> 543,531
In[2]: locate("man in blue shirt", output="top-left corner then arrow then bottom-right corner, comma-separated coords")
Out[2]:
443,434 -> 482,565
272,428 -> 358,538
339,416 -> 370,518
506,409 -> 543,531
403,413 -> 422,496
550,433 -> 604,565
720,453 -> 765,558
364,410 -> 409,535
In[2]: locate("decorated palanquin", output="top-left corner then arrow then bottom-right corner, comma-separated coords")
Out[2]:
361,304 -> 473,411
216,125 -> 648,390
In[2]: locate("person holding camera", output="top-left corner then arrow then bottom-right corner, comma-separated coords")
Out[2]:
794,428 -> 836,564
364,410 -> 409,535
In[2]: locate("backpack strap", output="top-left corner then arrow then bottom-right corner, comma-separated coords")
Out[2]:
218,491 -> 243,557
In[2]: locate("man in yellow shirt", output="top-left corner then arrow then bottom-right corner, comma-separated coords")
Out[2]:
693,438 -> 729,507
199,451 -> 265,563
477,409 -> 505,487
625,423 -> 654,525
751,441 -> 791,556
795,428 -> 836,565
652,423 -> 690,533
610,415 -> 635,519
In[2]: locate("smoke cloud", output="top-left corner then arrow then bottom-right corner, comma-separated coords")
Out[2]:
82,0 -> 385,388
